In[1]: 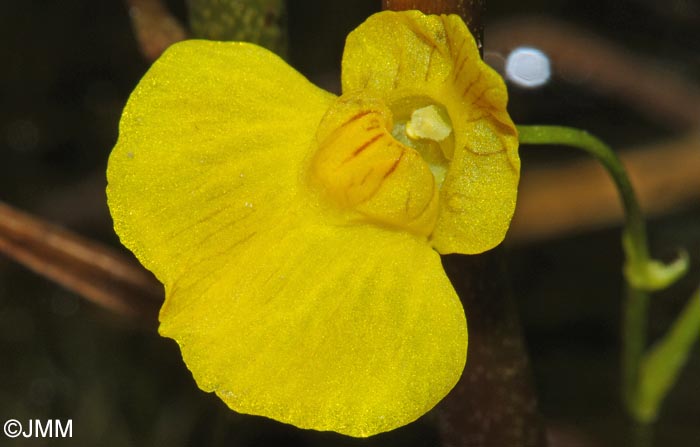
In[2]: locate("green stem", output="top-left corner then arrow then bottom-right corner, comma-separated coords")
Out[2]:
517,126 -> 688,291
623,286 -> 651,418
637,285 -> 700,421
517,125 -> 695,424
516,125 -> 649,264
517,124 -> 652,415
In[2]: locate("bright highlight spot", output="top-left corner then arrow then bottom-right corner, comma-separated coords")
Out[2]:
405,105 -> 452,142
505,47 -> 550,88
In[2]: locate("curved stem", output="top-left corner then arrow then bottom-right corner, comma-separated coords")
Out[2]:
517,125 -> 650,262
517,125 -> 696,425
517,125 -> 688,291
517,125 -> 652,417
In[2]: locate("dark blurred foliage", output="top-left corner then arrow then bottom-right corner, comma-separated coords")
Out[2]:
0,0 -> 698,446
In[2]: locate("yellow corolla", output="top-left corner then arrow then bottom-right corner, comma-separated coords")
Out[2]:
107,10 -> 519,438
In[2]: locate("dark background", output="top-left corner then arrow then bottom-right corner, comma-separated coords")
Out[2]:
1,1 -> 698,446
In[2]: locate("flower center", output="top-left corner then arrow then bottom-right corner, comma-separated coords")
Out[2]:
389,99 -> 453,187
309,93 -> 445,237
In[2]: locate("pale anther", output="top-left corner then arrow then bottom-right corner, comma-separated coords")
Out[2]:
405,105 -> 452,142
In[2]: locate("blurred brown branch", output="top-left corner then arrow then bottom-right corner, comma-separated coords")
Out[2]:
510,132 -> 700,243
126,0 -> 187,61
487,17 -> 700,130
0,201 -> 162,325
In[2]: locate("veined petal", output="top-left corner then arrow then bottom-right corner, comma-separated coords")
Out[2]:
309,93 -> 440,237
108,37 -> 467,437
107,40 -> 335,284
160,207 -> 467,437
342,11 -> 520,254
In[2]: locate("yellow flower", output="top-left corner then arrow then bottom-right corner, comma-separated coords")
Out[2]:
107,10 -> 519,438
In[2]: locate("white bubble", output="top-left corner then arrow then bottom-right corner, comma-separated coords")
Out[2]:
505,47 -> 551,88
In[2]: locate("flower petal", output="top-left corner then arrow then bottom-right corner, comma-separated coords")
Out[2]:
107,40 -> 335,283
342,11 -> 520,254
159,209 -> 467,437
108,38 -> 467,437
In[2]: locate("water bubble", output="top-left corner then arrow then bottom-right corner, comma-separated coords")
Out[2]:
505,47 -> 551,88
